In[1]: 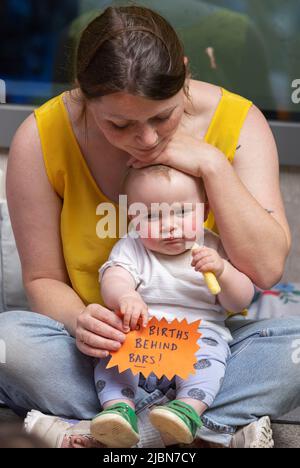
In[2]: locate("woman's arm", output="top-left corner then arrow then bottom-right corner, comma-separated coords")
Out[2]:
217,261 -> 255,313
6,114 -> 83,335
6,114 -> 126,355
24,278 -> 84,335
124,103 -> 290,289
202,106 -> 291,289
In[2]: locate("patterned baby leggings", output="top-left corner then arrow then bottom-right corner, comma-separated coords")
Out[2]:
94,327 -> 230,409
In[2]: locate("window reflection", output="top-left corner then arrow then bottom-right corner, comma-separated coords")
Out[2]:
0,0 -> 299,120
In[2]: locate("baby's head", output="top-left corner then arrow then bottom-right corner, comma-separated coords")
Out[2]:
122,165 -> 209,255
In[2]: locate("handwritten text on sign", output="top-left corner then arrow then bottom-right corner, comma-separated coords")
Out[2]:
106,317 -> 201,380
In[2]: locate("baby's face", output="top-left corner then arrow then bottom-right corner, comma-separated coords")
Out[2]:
127,171 -> 206,255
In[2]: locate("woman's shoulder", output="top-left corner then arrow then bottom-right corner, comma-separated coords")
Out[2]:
10,112 -> 42,159
190,80 -> 267,126
188,80 -> 270,144
188,79 -> 222,115
184,80 -> 223,137
188,80 -> 254,118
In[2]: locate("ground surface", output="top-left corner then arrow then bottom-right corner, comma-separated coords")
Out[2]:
0,407 -> 299,448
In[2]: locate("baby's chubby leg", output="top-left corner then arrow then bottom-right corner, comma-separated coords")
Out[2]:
150,329 -> 230,444
176,330 -> 230,413
176,399 -> 208,417
94,356 -> 139,409
91,357 -> 140,447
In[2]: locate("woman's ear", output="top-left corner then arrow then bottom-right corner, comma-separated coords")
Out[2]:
184,56 -> 189,67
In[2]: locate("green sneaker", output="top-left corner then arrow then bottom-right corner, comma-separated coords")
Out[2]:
149,400 -> 203,445
91,403 -> 139,448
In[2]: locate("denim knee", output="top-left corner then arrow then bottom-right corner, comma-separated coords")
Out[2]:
0,310 -> 100,418
0,310 -> 66,380
205,318 -> 300,428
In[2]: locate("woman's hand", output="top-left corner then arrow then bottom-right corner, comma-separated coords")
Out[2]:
191,246 -> 225,278
76,303 -> 127,358
127,131 -> 225,177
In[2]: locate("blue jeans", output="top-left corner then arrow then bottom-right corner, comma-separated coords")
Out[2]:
1,310 -> 300,443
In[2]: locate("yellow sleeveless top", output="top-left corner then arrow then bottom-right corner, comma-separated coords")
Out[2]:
34,88 -> 252,306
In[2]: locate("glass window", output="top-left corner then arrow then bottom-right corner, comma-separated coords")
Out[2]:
0,0 -> 299,121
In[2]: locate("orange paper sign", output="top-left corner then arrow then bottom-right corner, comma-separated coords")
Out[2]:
106,317 -> 201,380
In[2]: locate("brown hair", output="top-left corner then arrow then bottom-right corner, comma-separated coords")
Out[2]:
76,4 -> 191,102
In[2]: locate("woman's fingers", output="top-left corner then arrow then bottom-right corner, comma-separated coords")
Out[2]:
86,303 -> 126,332
77,327 -> 122,352
76,304 -> 128,357
76,340 -> 110,359
81,315 -> 126,343
76,302 -> 150,360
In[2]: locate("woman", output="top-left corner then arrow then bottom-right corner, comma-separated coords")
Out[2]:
1,5 -> 298,448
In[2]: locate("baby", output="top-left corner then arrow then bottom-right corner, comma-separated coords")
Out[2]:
91,165 -> 255,448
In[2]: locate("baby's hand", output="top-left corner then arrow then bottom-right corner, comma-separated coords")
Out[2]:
118,292 -> 149,331
191,246 -> 225,278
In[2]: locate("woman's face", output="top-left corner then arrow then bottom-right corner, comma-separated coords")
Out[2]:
87,89 -> 185,160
